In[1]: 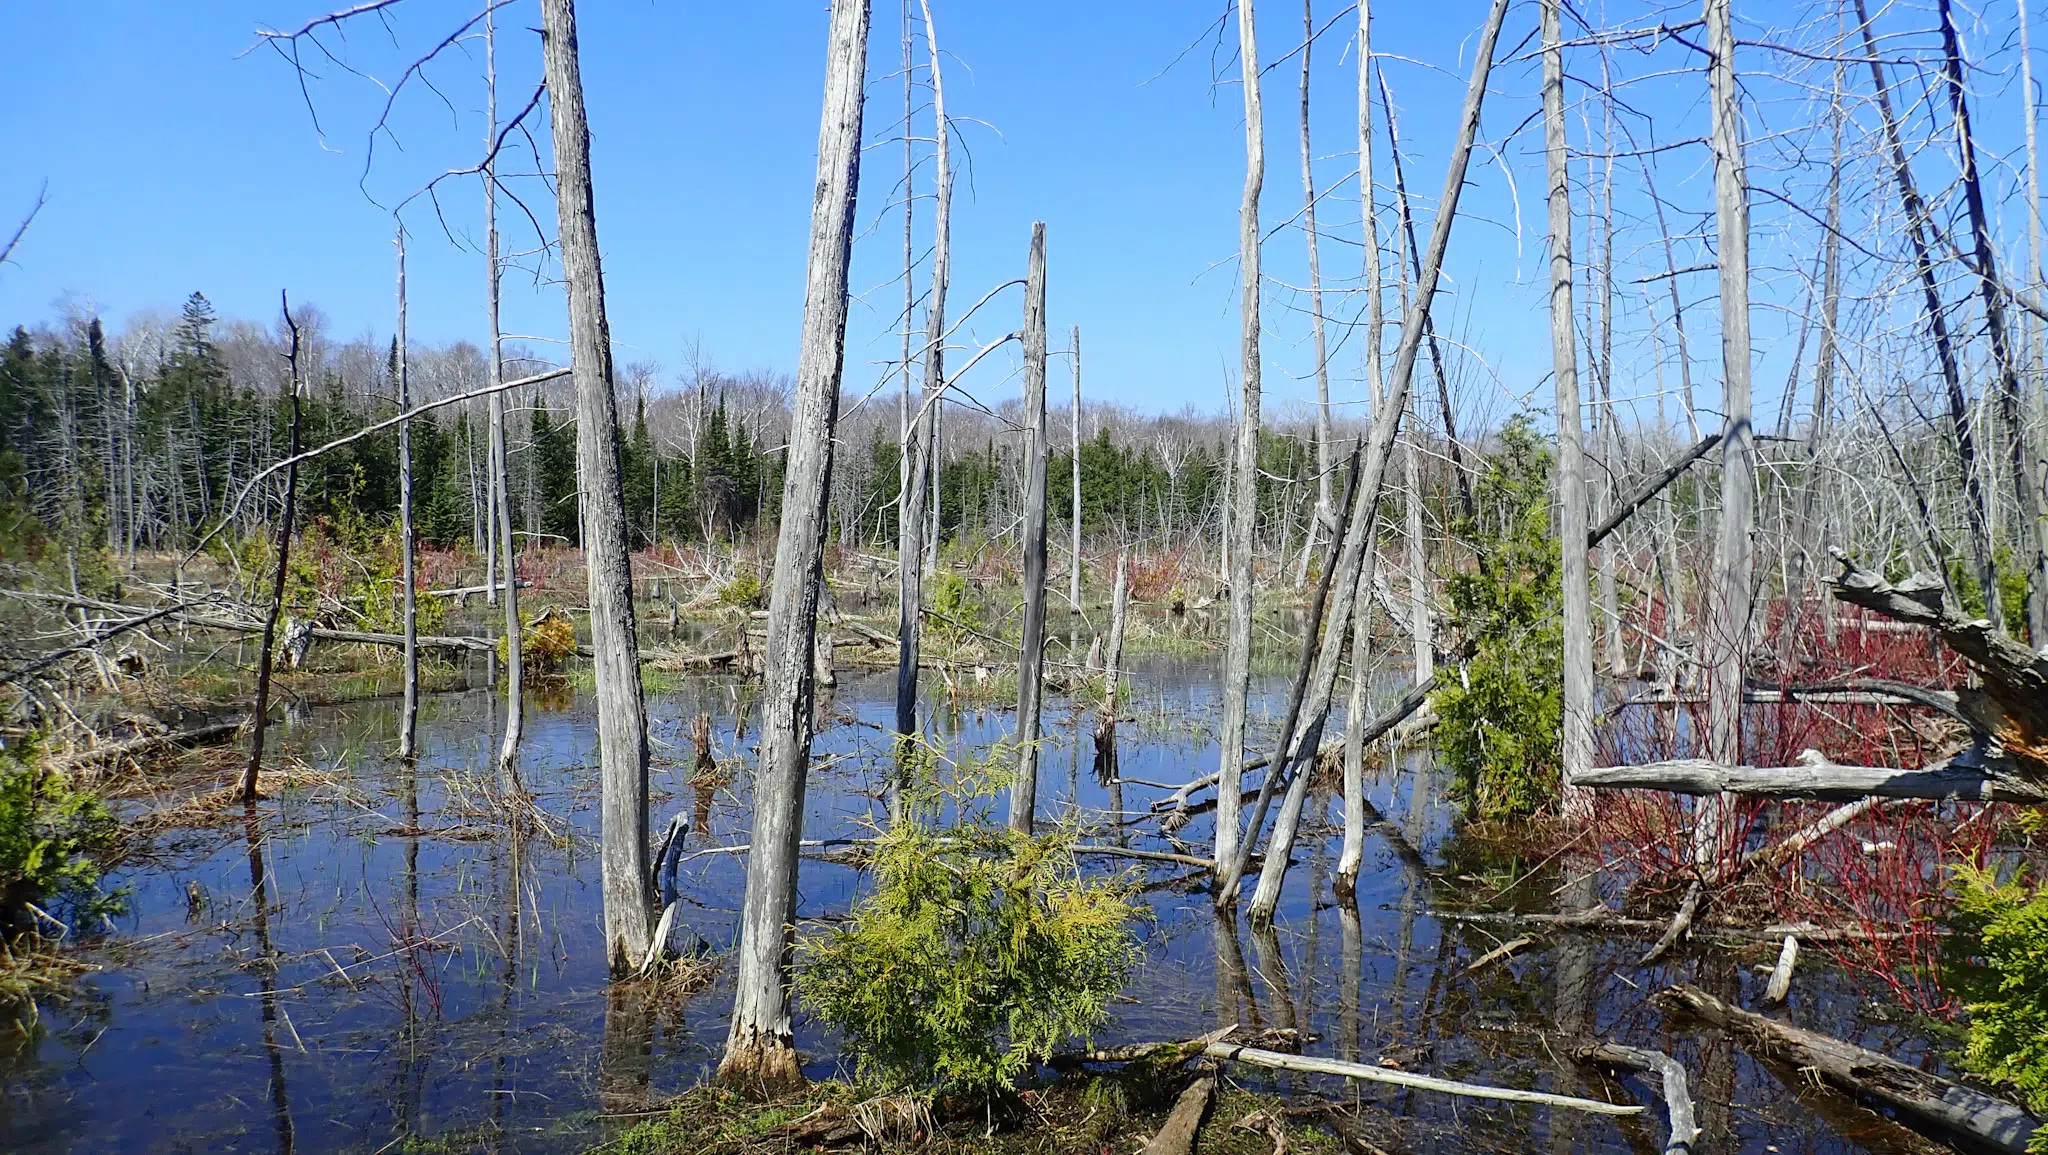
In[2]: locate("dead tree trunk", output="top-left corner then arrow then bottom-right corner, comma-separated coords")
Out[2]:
1215,0 -> 1265,891
1095,549 -> 1129,760
1856,0 -> 2000,624
1301,0 -> 1335,566
1337,0 -> 1382,896
396,224 -> 419,761
895,0 -> 950,745
1943,0 -> 2048,643
718,0 -> 869,1096
1243,0 -> 1511,918
1701,0 -> 1751,877
541,0 -> 652,972
1010,222 -> 1051,835
1546,0 -> 1594,821
1070,325 -> 1083,616
486,8 -> 524,786
239,294 -> 303,803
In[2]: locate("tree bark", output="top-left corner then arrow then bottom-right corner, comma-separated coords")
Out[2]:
1215,0 -> 1265,891
719,0 -> 870,1096
1702,0 -> 1751,877
1301,0 -> 1335,562
1070,326 -> 1084,615
541,0 -> 652,973
1010,221 -> 1051,835
1546,0 -> 1594,821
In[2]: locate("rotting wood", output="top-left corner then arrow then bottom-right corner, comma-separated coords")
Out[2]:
1202,1043 -> 1643,1116
1763,934 -> 1797,1004
1657,983 -> 2039,1152
1143,1066 -> 1216,1155
1577,751 -> 2047,802
44,718 -> 246,775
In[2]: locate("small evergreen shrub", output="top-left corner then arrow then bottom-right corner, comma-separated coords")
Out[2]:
929,572 -> 982,643
718,569 -> 764,609
1948,863 -> 2048,1148
1431,416 -> 1563,820
0,739 -> 123,939
797,751 -> 1143,1093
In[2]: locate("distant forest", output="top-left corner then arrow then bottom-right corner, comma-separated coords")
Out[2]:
0,291 -> 1352,565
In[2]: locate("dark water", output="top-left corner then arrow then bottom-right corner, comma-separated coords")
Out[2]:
0,652 -> 1960,1153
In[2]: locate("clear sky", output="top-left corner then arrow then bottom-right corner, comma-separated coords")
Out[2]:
2,0 -> 1941,430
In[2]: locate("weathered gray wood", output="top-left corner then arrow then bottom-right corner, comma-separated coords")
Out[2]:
1577,753 -> 2047,802
542,0 -> 652,974
1143,1068 -> 1215,1155
1545,0 -> 1593,821
484,12 -> 524,788
1243,0 -> 1510,921
719,0 -> 870,1097
1763,934 -> 1798,1004
1300,0 -> 1334,562
1587,434 -> 1721,550
1010,221 -> 1050,835
1338,0 -> 1381,896
1069,325 -> 1083,615
1204,1043 -> 1642,1116
1703,0 -> 1751,880
1576,1043 -> 1697,1154
1658,983 -> 2039,1152
1215,0 -> 1265,890
395,224 -> 419,761
894,0 -> 951,745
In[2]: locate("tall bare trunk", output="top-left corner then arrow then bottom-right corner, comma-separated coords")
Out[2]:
1943,0 -> 2046,641
1546,0 -> 1594,821
719,0 -> 869,1095
541,0 -> 652,971
1302,0 -> 1334,553
1702,0 -> 1752,874
1785,59 -> 1845,656
895,0 -> 949,742
1216,0 -> 1266,892
487,7 -> 524,786
396,226 -> 419,760
1010,222 -> 1051,835
1070,325 -> 1084,614
1243,0 -> 1511,917
1856,0 -> 1998,625
2026,0 -> 2046,560
240,295 -> 303,803
1337,0 -> 1381,894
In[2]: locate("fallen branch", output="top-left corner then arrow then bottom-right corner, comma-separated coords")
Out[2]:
1577,749 -> 2045,802
1763,934 -> 1797,1004
1144,1067 -> 1217,1155
1201,1044 -> 1643,1116
1427,909 -> 1905,945
1575,1043 -> 1697,1155
1656,983 -> 2038,1153
1588,433 -> 1721,549
42,718 -> 247,775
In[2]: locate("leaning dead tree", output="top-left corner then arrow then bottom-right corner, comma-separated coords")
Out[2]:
720,0 -> 870,1096
540,0 -> 652,972
485,5 -> 524,787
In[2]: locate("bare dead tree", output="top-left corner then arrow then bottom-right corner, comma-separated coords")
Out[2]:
720,0 -> 870,1096
395,224 -> 420,760
1010,221 -> 1050,835
540,0 -> 653,972
486,5 -> 524,787
239,292 -> 304,803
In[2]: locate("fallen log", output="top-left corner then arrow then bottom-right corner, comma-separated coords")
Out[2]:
1427,909 -> 1906,945
1656,983 -> 2039,1153
1575,1043 -> 1697,1155
1144,1068 -> 1216,1155
1201,1043 -> 1643,1117
1763,934 -> 1797,1004
1576,750 -> 2046,802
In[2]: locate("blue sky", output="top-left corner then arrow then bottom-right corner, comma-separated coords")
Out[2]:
0,1 -> 1546,420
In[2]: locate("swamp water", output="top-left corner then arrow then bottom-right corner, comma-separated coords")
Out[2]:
0,655 -> 1965,1153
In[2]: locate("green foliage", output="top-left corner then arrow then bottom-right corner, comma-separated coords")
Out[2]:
929,572 -> 982,643
1947,863 -> 2048,1148
796,750 -> 1143,1094
0,739 -> 123,938
1947,545 -> 2032,638
1431,415 -> 1563,820
718,569 -> 764,609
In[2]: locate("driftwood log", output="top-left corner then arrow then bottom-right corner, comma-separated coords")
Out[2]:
1201,1043 -> 1642,1116
1657,983 -> 2039,1153
42,718 -> 247,775
1575,1043 -> 1697,1155
1577,748 -> 2045,802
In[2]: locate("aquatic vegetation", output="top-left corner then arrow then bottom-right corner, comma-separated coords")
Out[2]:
1431,416 -> 1562,820
796,750 -> 1143,1093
